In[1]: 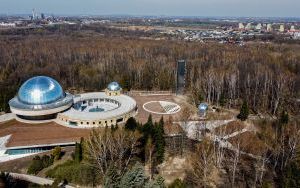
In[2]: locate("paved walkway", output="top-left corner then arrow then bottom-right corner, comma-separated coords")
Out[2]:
222,128 -> 248,140
0,113 -> 15,123
178,118 -> 235,139
8,172 -> 74,187
0,135 -> 11,150
179,119 -> 261,160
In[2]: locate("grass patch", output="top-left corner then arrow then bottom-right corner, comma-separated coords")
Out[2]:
46,160 -> 98,186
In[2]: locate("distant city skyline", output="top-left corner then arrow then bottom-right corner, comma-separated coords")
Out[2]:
0,0 -> 299,18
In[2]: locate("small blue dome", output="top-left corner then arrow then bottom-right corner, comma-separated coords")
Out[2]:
107,82 -> 121,91
18,76 -> 65,105
198,103 -> 208,111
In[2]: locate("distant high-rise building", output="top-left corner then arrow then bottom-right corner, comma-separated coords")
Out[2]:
267,24 -> 273,32
41,13 -> 45,20
245,23 -> 252,30
290,25 -> 296,32
279,25 -> 285,32
32,9 -> 36,20
256,23 -> 262,30
238,23 -> 245,30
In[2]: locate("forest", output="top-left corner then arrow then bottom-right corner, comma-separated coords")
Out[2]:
0,26 -> 299,116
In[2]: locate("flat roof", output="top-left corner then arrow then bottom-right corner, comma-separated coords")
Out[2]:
60,92 -> 136,121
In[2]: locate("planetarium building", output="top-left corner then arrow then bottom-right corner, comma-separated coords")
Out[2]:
9,76 -> 73,120
9,76 -> 137,127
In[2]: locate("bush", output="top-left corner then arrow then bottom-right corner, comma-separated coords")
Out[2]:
27,155 -> 54,175
119,162 -> 146,188
168,178 -> 186,188
52,146 -> 62,161
46,160 -> 97,186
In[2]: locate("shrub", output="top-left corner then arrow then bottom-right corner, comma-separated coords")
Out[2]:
52,146 -> 62,161
46,160 -> 97,186
168,178 -> 186,188
27,155 -> 54,175
119,162 -> 147,188
27,156 -> 44,175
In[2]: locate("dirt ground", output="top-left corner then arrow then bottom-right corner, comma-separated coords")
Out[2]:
158,154 -> 191,185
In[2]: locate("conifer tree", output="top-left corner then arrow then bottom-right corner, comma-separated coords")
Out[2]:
237,100 -> 249,121
125,117 -> 138,131
74,138 -> 83,163
280,110 -> 289,125
219,93 -> 226,107
120,162 -> 146,188
155,117 -> 165,164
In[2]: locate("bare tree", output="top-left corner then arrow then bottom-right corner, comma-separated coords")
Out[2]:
190,137 -> 217,187
85,128 -> 140,179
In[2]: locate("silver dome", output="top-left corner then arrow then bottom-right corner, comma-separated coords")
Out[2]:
107,82 -> 121,91
18,76 -> 65,105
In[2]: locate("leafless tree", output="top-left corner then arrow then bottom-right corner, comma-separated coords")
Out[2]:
85,128 -> 140,178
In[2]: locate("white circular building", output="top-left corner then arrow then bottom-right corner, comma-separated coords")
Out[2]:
57,82 -> 137,127
9,76 -> 73,120
9,78 -> 137,127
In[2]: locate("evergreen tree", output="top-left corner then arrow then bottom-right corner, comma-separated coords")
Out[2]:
219,93 -> 226,107
237,100 -> 249,121
147,114 -> 153,126
120,162 -> 146,188
143,115 -> 155,139
280,110 -> 289,125
125,117 -> 138,131
154,117 -> 165,164
139,115 -> 155,163
74,139 -> 83,163
104,166 -> 121,188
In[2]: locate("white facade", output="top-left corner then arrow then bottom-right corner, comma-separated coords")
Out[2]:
57,92 -> 137,127
238,23 -> 245,30
267,24 -> 273,32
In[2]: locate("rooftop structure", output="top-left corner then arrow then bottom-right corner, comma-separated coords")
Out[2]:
198,103 -> 208,117
18,76 -> 65,105
105,81 -> 122,96
9,76 -> 73,120
57,92 -> 137,127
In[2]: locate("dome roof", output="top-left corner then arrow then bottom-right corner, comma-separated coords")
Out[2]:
107,82 -> 121,91
198,103 -> 208,111
18,76 -> 65,105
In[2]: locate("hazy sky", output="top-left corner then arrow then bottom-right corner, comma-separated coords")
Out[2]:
0,0 -> 299,17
